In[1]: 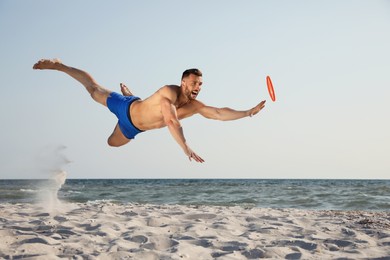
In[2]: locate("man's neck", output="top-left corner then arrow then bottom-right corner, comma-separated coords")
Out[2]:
176,88 -> 190,108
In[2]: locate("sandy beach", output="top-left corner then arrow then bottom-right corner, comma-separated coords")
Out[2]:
0,202 -> 389,259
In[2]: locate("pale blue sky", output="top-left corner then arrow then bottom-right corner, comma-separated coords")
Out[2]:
0,1 -> 389,179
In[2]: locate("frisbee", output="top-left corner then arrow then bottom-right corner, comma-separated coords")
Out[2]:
266,75 -> 276,102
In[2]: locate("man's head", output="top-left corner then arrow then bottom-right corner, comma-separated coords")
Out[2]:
181,68 -> 203,100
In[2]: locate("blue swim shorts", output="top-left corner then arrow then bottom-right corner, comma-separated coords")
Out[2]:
107,92 -> 144,139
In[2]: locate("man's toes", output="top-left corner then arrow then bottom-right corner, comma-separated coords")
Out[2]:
32,59 -> 62,70
33,60 -> 43,69
120,83 -> 133,96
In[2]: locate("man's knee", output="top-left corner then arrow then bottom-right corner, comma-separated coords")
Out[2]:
107,136 -> 130,147
108,139 -> 117,147
108,138 -> 121,147
90,85 -> 110,106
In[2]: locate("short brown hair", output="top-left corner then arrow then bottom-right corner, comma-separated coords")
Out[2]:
182,68 -> 202,80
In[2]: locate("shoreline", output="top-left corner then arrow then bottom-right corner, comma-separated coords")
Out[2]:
2,178 -> 390,211
1,202 -> 389,259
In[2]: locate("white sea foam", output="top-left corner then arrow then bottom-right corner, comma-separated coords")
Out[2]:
20,189 -> 38,193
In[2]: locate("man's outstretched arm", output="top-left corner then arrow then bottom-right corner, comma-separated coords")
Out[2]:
197,100 -> 266,121
160,97 -> 204,163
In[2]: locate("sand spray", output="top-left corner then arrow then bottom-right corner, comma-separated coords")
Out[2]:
35,145 -> 73,214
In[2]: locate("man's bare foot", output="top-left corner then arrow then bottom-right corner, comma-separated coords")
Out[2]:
120,83 -> 133,96
33,59 -> 63,70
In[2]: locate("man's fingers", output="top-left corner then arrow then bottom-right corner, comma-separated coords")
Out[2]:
249,100 -> 266,117
196,152 -> 205,162
193,154 -> 202,163
259,100 -> 266,109
185,148 -> 204,163
194,155 -> 204,163
190,152 -> 204,163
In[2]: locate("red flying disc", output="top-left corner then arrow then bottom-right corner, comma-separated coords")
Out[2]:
266,76 -> 276,102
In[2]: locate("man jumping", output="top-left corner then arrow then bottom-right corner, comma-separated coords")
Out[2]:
33,59 -> 266,163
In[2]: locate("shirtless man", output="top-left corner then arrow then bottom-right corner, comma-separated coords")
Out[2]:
33,59 -> 266,163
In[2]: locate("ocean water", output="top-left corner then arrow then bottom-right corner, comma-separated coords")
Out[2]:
1,179 -> 389,211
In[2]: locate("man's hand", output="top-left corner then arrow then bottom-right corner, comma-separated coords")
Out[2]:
248,100 -> 266,117
184,147 -> 205,163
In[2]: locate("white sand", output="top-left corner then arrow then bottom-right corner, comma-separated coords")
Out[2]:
1,202 -> 389,259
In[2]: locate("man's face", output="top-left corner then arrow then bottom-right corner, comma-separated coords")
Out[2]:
182,74 -> 203,100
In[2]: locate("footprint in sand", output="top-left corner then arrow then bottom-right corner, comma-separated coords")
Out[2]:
124,235 -> 148,244
185,213 -> 217,220
141,237 -> 179,251
242,248 -> 267,259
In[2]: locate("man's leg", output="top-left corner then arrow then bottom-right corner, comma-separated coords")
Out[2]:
108,124 -> 131,147
34,59 -> 130,147
33,59 -> 110,106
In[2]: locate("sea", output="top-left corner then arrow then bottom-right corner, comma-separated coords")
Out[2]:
1,178 -> 389,211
